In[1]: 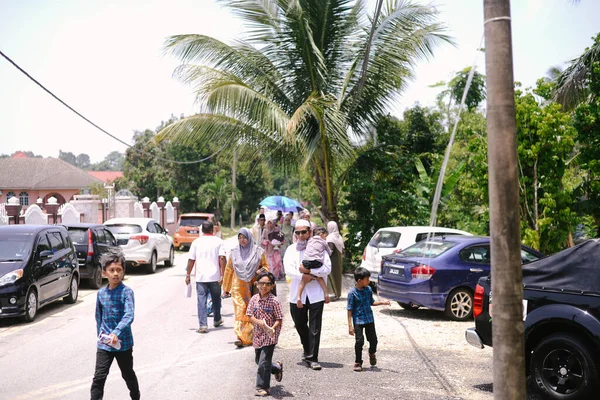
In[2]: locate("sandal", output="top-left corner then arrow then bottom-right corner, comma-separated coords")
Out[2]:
274,361 -> 283,382
255,388 -> 268,397
234,340 -> 244,348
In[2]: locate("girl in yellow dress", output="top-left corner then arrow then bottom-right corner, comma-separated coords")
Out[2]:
223,227 -> 269,347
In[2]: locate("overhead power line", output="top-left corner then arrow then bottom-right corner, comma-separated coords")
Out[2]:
0,49 -> 223,164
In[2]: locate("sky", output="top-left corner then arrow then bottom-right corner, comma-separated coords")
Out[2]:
0,0 -> 599,163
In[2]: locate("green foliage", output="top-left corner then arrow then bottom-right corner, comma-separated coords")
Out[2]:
515,81 -> 578,253
448,67 -> 486,111
198,174 -> 240,220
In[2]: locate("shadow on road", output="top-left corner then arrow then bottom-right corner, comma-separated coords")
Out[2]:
380,307 -> 454,322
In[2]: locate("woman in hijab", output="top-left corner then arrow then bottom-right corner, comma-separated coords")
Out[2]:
262,219 -> 285,280
280,214 -> 294,256
222,227 -> 269,347
326,221 -> 345,300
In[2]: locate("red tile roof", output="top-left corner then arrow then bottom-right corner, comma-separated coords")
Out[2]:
87,171 -> 124,183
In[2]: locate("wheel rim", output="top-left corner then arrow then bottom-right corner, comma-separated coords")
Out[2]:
541,348 -> 584,394
71,278 -> 78,298
95,267 -> 102,286
27,292 -> 36,318
450,291 -> 472,319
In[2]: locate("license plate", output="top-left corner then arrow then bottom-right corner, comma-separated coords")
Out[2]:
187,230 -> 199,234
389,267 -> 404,275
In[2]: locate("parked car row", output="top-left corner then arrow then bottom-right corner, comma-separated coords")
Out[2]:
0,217 -> 174,322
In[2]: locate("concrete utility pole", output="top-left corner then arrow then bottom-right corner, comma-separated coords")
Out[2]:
483,1 -> 526,399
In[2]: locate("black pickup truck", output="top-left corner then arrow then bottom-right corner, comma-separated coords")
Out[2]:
466,239 -> 600,400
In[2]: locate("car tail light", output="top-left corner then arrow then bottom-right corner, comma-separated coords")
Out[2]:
362,247 -> 367,261
87,229 -> 94,257
473,284 -> 485,318
411,265 -> 436,279
130,235 -> 149,245
393,248 -> 402,254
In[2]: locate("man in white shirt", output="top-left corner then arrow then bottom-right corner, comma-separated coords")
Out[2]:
283,219 -> 331,370
185,221 -> 226,333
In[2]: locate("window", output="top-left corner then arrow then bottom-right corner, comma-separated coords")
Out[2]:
369,231 -> 401,249
19,192 -> 29,206
154,223 -> 164,234
146,222 -> 157,233
47,231 -> 65,251
103,229 -> 117,246
459,246 -> 490,264
6,191 -> 15,203
36,236 -> 51,254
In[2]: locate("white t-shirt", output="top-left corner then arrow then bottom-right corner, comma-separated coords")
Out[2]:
283,245 -> 331,304
188,235 -> 226,282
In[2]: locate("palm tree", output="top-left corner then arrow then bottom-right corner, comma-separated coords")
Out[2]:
552,33 -> 600,110
157,0 -> 452,222
198,175 -> 240,221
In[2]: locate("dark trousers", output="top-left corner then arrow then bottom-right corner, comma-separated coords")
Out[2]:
254,344 -> 282,389
90,348 -> 140,400
290,298 -> 324,362
354,322 -> 378,363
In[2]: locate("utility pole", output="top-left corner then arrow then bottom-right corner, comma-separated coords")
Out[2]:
483,1 -> 526,399
230,148 -> 237,230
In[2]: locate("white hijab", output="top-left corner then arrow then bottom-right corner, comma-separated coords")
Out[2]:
230,227 -> 263,282
326,221 -> 345,254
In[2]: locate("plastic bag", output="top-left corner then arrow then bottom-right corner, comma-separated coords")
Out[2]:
207,292 -> 213,316
184,283 -> 192,298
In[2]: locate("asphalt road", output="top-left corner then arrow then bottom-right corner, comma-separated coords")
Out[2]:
0,251 -> 545,399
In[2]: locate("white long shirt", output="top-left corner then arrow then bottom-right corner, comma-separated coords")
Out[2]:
283,244 -> 331,304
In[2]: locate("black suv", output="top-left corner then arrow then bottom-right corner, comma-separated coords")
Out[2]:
0,225 -> 79,322
62,224 -> 119,289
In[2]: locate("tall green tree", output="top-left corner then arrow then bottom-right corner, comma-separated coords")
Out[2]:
197,174 -> 240,221
157,0 -> 451,222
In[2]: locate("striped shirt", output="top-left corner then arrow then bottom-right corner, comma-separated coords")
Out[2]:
95,283 -> 135,351
246,292 -> 283,348
347,286 -> 375,325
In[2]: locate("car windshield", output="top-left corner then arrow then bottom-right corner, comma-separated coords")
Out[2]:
0,233 -> 33,261
105,224 -> 142,235
399,240 -> 456,258
179,217 -> 208,227
67,228 -> 88,244
369,231 -> 401,248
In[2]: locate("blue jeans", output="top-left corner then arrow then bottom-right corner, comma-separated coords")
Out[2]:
196,281 -> 222,328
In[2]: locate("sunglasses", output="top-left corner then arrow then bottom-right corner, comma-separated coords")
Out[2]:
257,282 -> 273,286
295,230 -> 309,235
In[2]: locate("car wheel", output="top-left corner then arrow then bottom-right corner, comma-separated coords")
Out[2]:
22,289 -> 38,322
89,266 -> 103,289
530,333 -> 598,400
146,252 -> 157,274
164,247 -> 174,267
444,288 -> 473,321
398,302 -> 420,310
63,275 -> 79,304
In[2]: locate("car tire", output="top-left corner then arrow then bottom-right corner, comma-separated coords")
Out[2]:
164,247 -> 174,267
146,252 -> 157,274
63,275 -> 79,304
398,302 -> 420,310
22,289 -> 38,323
530,333 -> 598,400
444,288 -> 473,321
89,266 -> 103,289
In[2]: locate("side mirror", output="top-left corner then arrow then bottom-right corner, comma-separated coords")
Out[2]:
39,250 -> 53,259
165,229 -> 169,234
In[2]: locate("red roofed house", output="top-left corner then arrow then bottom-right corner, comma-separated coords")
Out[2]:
87,171 -> 123,183
0,152 -> 104,208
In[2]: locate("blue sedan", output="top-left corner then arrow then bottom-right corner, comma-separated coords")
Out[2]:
377,236 -> 544,321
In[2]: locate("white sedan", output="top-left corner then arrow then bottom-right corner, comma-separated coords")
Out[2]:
104,217 -> 174,273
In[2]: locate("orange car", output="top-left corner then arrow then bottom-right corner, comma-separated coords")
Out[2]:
173,213 -> 217,250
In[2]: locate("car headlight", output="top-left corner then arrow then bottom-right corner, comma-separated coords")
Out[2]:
0,269 -> 24,287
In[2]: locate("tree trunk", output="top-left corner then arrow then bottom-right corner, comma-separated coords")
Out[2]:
313,158 -> 338,223
231,149 -> 237,230
483,1 -> 527,399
